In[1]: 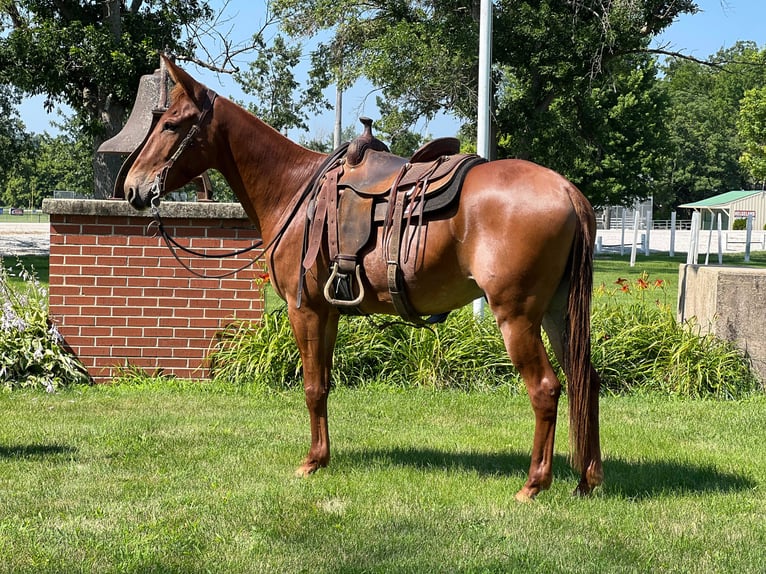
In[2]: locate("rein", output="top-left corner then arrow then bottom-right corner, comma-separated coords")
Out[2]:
146,90 -> 350,281
145,87 -> 265,279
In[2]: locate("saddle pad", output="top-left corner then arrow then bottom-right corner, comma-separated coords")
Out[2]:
339,151 -> 476,197
369,154 -> 486,221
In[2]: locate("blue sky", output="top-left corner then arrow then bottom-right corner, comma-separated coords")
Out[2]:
17,0 -> 766,138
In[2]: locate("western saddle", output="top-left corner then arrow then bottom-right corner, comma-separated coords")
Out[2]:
301,118 -> 485,325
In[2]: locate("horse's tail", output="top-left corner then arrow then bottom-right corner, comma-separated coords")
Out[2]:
564,185 -> 599,473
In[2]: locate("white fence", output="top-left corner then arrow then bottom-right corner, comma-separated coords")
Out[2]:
596,212 -> 764,266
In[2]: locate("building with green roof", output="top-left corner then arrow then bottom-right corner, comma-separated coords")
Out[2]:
679,190 -> 766,230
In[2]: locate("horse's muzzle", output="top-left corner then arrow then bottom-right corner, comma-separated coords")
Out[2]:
125,179 -> 151,210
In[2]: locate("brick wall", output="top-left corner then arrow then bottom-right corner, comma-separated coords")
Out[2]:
42,199 -> 264,383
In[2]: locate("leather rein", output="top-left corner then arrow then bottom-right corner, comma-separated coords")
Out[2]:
146,88 -> 346,282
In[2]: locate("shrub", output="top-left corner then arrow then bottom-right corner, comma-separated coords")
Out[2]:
209,274 -> 760,398
592,273 -> 760,398
0,259 -> 90,391
210,307 -> 523,392
733,218 -> 748,230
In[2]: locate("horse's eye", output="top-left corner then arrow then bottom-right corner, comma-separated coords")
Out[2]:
163,122 -> 178,133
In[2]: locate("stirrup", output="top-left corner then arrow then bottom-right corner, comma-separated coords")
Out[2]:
323,263 -> 365,307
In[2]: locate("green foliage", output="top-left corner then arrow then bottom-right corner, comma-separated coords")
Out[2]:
211,307 -> 523,392
298,125 -> 357,153
235,34 -> 330,133
737,85 -> 766,186
0,1 -> 212,134
657,42 -> 766,211
1,127 -> 93,207
210,311 -> 303,390
273,0 -> 695,206
0,1 -> 217,196
592,273 -> 760,398
0,259 -> 90,391
0,86 -> 26,176
209,281 -> 759,398
733,218 -> 748,231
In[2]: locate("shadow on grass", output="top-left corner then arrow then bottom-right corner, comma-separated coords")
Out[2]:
0,443 -> 76,460
341,447 -> 755,499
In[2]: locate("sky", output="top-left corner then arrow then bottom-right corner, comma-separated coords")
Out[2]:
16,0 -> 766,139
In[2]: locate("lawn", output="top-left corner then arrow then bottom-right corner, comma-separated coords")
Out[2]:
1,255 -> 49,289
593,251 -> 766,312
1,383 -> 765,573
0,211 -> 49,224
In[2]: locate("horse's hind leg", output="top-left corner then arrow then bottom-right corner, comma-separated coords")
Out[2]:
494,309 -> 562,501
288,305 -> 339,476
543,284 -> 603,496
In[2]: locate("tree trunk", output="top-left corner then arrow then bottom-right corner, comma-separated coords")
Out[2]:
92,98 -> 127,199
92,0 -> 125,199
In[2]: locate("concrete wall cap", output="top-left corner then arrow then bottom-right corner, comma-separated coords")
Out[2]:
43,198 -> 250,220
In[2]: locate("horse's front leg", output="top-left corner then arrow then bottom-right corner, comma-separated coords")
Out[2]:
289,305 -> 339,477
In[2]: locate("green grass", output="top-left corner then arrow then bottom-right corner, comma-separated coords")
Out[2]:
0,212 -> 49,223
1,256 -> 49,288
594,251 -> 766,312
1,383 -> 765,573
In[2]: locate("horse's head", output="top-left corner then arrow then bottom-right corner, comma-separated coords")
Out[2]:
125,55 -> 217,210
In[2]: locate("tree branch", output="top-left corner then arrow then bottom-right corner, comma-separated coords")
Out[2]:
176,0 -> 281,75
641,48 -> 726,70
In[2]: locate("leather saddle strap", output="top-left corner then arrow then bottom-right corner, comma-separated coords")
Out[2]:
403,162 -> 438,264
386,190 -> 427,325
302,166 -> 339,271
326,167 -> 341,266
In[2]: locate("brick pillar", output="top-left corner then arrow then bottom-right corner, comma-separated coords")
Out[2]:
42,199 -> 265,383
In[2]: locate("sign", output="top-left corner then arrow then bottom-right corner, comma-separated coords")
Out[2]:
9,208 -> 24,215
734,210 -> 756,219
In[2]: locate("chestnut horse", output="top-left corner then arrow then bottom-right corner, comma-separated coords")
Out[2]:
124,57 -> 602,499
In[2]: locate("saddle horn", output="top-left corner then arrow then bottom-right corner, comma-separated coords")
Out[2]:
346,117 -> 390,167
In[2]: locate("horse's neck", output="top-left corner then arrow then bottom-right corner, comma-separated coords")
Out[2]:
214,99 -> 325,239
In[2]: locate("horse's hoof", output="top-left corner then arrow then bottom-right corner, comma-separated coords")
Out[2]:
514,489 -> 537,503
295,462 -> 318,477
572,483 -> 591,497
573,461 -> 603,496
572,479 -> 601,497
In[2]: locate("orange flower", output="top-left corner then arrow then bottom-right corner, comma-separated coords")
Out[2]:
637,277 -> 649,290
256,272 -> 270,284
654,278 -> 664,288
615,277 -> 628,286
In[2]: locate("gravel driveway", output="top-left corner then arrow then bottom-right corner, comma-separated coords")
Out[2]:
0,223 -> 50,256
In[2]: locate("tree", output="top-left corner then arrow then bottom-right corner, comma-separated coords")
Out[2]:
737,88 -> 766,188
658,42 -> 766,208
0,86 -> 26,182
0,1 -> 214,197
1,128 -> 93,208
235,34 -> 329,133
270,0 -> 697,206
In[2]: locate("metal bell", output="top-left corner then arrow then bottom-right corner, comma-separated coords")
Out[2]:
98,68 -> 167,156
98,57 -> 213,201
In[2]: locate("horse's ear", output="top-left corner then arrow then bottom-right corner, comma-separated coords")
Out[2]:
161,53 -> 209,109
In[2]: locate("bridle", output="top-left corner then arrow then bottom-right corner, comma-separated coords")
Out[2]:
149,88 -> 218,208
144,88 -> 347,285
146,87 -> 265,279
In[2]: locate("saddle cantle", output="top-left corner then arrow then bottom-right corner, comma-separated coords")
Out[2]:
301,118 -> 486,324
